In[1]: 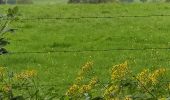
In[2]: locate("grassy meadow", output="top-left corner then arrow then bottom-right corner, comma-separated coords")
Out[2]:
33,0 -> 68,4
0,4 -> 170,97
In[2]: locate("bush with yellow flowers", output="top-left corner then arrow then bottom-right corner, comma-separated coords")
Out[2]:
61,61 -> 99,100
0,67 -> 37,99
0,67 -> 58,99
63,61 -> 170,100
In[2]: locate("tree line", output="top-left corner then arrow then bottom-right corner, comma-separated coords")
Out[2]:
68,0 -> 170,3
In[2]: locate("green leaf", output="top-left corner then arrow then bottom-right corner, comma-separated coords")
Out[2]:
60,95 -> 71,100
11,96 -> 24,100
8,8 -> 13,15
92,97 -> 104,100
13,6 -> 19,15
7,6 -> 19,17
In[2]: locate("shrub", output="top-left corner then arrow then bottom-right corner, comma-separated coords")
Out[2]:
0,67 -> 58,99
68,0 -> 80,3
0,0 -> 4,4
63,61 -> 170,100
0,7 -> 18,54
165,0 -> 170,2
16,0 -> 33,4
7,0 -> 16,4
0,69 -> 37,99
68,0 -> 115,3
62,61 -> 98,99
0,61 -> 169,99
140,0 -> 147,2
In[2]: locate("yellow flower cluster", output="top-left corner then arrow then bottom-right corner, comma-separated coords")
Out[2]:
76,61 -> 93,83
149,68 -> 166,85
66,77 -> 98,96
137,68 -> 166,86
111,61 -> 128,80
75,76 -> 84,82
15,70 -> 37,80
2,85 -> 11,93
65,61 -> 170,99
89,77 -> 98,86
104,61 -> 130,99
80,61 -> 93,75
79,78 -> 97,94
79,84 -> 92,93
124,96 -> 133,100
0,67 -> 5,77
79,77 -> 98,93
136,69 -> 150,86
66,84 -> 79,96
104,85 -> 119,99
66,61 -> 98,96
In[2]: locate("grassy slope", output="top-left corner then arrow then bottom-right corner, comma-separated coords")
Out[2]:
0,4 -> 170,97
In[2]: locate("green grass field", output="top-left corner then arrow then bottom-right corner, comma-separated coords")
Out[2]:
0,4 -> 170,97
33,0 -> 68,4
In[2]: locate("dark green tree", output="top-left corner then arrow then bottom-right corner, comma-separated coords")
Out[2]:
0,0 -> 4,4
68,0 -> 81,3
68,0 -> 108,3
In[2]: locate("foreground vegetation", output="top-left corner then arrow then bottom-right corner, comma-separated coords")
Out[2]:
0,4 -> 170,98
0,6 -> 18,54
0,62 -> 169,99
64,61 -> 170,100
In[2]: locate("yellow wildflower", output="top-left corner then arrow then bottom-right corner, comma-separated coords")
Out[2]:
124,96 -> 133,100
75,76 -> 84,82
104,85 -> 119,99
136,69 -> 150,86
76,61 -> 93,77
2,85 -> 11,93
15,70 -> 37,80
81,61 -> 93,73
79,85 -> 92,93
66,84 -> 79,96
149,68 -> 166,85
136,67 -> 167,91
89,77 -> 98,86
0,67 -> 5,77
111,61 -> 128,80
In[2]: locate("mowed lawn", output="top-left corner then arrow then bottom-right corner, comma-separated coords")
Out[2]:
0,4 -> 170,97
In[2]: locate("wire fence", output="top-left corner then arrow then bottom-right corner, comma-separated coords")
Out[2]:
1,14 -> 169,23
18,14 -> 170,21
3,14 -> 170,54
6,47 -> 170,54
1,14 -> 170,55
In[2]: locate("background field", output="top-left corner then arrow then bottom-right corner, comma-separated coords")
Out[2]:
0,4 -> 170,97
33,0 -> 68,4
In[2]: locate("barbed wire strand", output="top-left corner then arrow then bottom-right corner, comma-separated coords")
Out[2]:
4,47 -> 170,54
18,14 -> 170,20
0,14 -> 169,22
